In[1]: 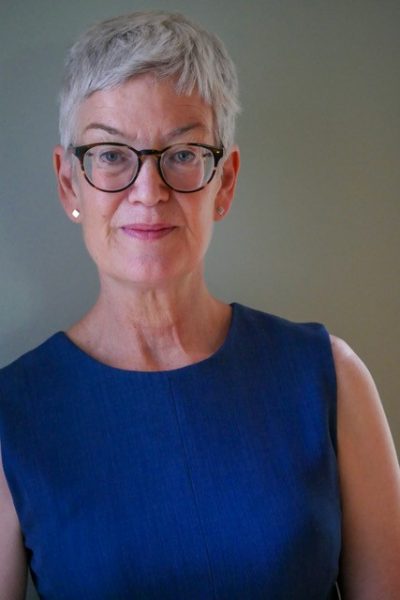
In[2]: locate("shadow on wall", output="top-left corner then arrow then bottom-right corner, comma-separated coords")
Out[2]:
26,574 -> 39,600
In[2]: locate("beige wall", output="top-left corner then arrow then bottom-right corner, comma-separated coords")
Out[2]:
1,2 -> 399,598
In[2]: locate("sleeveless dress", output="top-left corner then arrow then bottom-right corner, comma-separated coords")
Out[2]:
0,304 -> 341,599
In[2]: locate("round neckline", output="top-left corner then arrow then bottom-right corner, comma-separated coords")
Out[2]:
54,302 -> 239,376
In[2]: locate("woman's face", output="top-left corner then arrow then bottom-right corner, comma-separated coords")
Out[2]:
55,75 -> 239,289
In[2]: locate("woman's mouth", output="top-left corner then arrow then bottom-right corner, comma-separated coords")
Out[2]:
121,224 -> 177,240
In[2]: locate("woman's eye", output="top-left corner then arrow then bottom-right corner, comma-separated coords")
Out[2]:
99,150 -> 124,164
172,149 -> 196,164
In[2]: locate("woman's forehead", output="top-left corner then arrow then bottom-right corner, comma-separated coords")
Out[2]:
75,75 -> 214,144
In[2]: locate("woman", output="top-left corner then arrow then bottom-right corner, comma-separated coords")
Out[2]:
0,11 -> 399,600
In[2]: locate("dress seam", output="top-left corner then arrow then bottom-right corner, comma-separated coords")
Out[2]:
167,375 -> 218,600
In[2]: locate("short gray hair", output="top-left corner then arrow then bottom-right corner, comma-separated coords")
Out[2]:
59,11 -> 240,150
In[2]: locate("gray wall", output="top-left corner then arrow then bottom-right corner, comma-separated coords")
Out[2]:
1,2 -> 399,598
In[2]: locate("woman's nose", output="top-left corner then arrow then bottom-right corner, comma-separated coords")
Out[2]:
126,157 -> 170,206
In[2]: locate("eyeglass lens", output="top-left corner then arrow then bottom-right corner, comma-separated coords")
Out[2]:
82,144 -> 216,192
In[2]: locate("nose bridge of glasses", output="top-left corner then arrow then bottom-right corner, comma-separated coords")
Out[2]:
132,148 -> 168,191
137,148 -> 162,157
135,148 -> 164,176
136,148 -> 163,164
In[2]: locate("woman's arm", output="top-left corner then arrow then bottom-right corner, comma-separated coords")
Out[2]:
331,335 -> 400,599
0,443 -> 27,600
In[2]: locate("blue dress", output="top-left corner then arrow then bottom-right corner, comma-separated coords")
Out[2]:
0,304 -> 341,599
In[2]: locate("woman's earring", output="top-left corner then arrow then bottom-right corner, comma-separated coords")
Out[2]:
216,206 -> 225,216
72,209 -> 80,219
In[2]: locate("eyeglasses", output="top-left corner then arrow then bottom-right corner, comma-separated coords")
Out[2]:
71,142 -> 224,193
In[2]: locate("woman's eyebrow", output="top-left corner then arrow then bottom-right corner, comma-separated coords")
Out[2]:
82,121 -> 209,141
166,123 -> 209,140
83,123 -> 124,136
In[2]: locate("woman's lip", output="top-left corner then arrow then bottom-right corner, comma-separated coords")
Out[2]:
122,224 -> 174,231
121,224 -> 177,240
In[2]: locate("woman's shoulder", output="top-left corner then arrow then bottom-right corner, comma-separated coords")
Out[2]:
0,332 -> 63,389
232,303 -> 337,396
233,302 -> 332,357
234,302 -> 328,334
329,334 -> 400,595
329,333 -> 398,467
329,333 -> 387,421
0,332 -> 77,441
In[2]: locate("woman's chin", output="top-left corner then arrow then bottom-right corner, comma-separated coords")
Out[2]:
99,260 -> 198,289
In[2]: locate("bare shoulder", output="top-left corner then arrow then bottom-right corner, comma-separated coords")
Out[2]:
329,335 -> 400,599
330,334 -> 399,471
330,334 -> 389,433
0,443 -> 28,599
330,334 -> 376,388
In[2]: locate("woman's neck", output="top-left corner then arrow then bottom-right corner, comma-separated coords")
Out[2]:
66,274 -> 232,371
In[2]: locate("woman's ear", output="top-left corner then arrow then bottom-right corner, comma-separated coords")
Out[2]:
53,145 -> 81,222
214,145 -> 240,221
